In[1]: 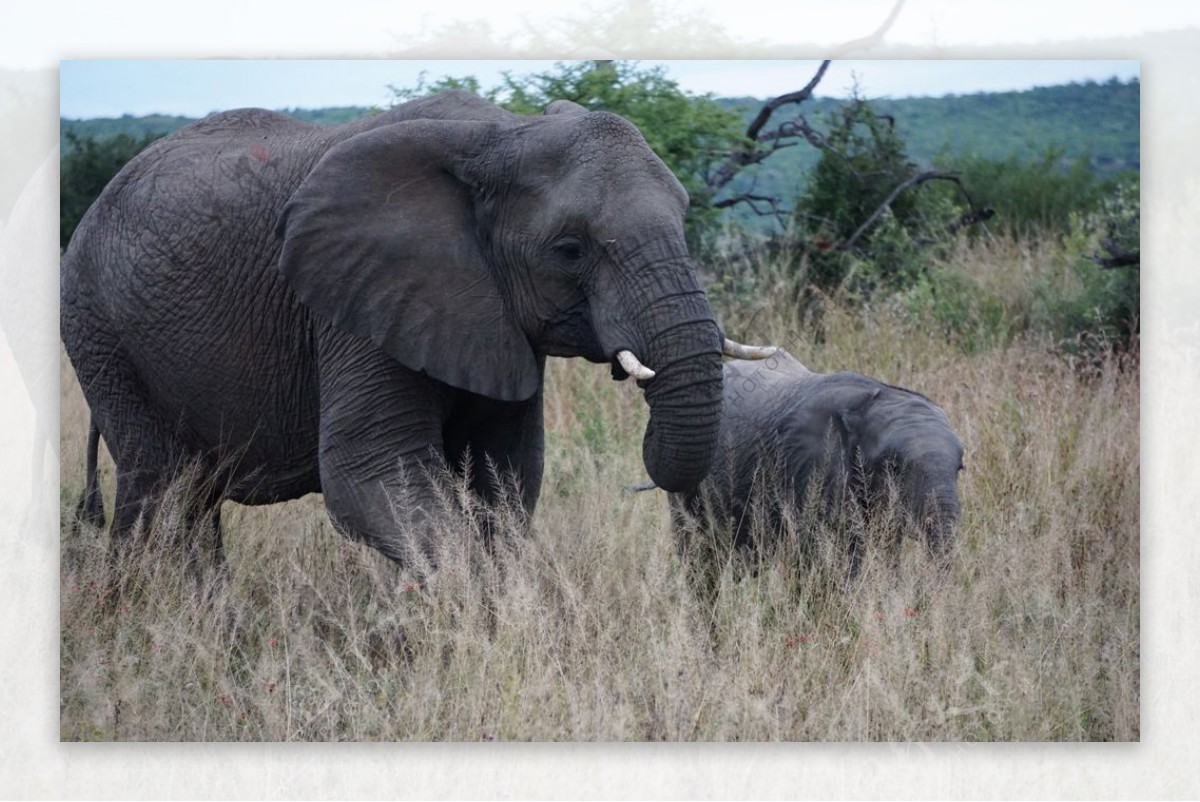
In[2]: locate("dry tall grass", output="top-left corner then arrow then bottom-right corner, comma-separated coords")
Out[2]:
59,235 -> 1138,741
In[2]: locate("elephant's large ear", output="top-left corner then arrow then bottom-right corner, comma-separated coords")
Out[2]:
277,120 -> 539,401
838,387 -> 882,426
837,386 -> 883,464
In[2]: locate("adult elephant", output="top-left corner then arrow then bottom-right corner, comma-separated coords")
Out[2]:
61,90 -> 765,566
664,350 -> 964,570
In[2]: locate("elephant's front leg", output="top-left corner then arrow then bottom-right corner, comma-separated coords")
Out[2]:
316,339 -> 452,566
444,367 -> 546,524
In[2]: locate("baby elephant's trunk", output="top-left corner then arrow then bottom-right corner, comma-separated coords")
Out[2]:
921,494 -> 961,564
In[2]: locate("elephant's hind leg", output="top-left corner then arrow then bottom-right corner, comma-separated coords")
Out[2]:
108,456 -> 227,592
75,345 -> 217,573
73,420 -> 107,531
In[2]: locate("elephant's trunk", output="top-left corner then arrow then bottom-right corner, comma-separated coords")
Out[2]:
922,493 -> 961,560
618,248 -> 724,494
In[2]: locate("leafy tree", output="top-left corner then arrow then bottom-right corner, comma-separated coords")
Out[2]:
388,72 -> 488,103
60,114 -> 194,150
790,94 -> 964,296
60,130 -> 162,249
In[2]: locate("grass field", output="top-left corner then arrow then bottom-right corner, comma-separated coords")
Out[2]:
58,234 -> 1139,741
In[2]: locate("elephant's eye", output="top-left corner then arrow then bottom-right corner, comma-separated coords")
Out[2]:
552,237 -> 586,262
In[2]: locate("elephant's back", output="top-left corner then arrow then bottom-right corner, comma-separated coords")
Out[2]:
63,108 -> 325,296
718,370 -> 878,496
60,109 -> 329,468
67,117 -> 313,342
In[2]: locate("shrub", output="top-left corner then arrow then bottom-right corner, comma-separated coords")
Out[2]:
790,95 -> 965,298
1048,175 -> 1140,361
945,147 -> 1107,236
60,130 -> 163,249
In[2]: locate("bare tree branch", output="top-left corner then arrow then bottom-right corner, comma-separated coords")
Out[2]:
760,116 -> 829,151
744,61 -> 833,143
707,61 -> 833,193
712,193 -> 790,225
705,0 -> 909,202
826,0 -> 907,58
1089,238 -> 1140,269
839,170 -> 965,252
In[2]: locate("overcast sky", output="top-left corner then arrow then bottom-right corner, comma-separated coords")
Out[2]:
8,0 -> 1200,70
59,59 -> 1140,119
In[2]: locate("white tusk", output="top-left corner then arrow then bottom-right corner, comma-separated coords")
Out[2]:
722,338 -> 778,359
616,350 -> 656,380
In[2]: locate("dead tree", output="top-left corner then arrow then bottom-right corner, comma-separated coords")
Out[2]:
705,55 -> 993,257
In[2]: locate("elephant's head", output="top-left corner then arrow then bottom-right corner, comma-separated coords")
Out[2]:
898,428 -> 964,560
276,94 -> 727,491
846,388 -> 964,559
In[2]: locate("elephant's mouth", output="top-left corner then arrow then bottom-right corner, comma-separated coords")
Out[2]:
538,300 -> 608,362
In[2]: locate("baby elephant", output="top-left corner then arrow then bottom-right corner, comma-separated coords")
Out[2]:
668,350 -> 964,570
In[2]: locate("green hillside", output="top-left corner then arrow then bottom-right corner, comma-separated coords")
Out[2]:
60,113 -> 198,144
721,77 -> 1137,166
878,78 -> 1138,170
59,106 -> 376,147
714,78 -> 1139,216
60,78 -> 1138,169
60,78 -> 1137,242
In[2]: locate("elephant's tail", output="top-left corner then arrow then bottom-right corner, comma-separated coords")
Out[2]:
74,419 -> 106,530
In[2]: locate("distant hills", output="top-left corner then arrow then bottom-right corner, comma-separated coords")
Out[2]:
61,78 -> 1139,199
59,106 -> 373,144
727,77 -> 1136,168
711,78 -> 1138,213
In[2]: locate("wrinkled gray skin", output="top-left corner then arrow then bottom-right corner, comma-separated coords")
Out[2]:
61,91 -> 724,566
670,350 -> 964,567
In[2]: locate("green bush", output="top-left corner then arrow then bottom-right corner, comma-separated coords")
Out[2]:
901,267 -> 1020,355
945,148 -> 1107,236
790,96 -> 964,298
1048,175 -> 1140,358
891,176 -> 1139,361
60,130 -> 163,249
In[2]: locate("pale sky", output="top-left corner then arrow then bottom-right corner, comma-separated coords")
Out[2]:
7,0 -> 1200,68
59,59 -> 1140,119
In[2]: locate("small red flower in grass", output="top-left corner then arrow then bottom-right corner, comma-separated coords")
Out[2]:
904,606 -> 919,618
266,682 -> 276,693
220,696 -> 232,706
402,583 -> 420,594
785,633 -> 815,648
268,637 -> 278,648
